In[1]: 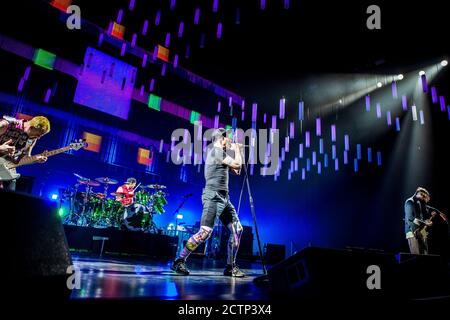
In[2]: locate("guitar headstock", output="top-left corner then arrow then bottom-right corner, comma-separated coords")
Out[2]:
70,139 -> 88,151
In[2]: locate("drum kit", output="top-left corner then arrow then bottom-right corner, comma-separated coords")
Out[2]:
61,173 -> 168,232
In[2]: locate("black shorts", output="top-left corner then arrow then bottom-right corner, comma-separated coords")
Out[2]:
200,188 -> 239,228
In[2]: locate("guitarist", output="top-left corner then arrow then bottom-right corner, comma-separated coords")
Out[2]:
0,115 -> 50,191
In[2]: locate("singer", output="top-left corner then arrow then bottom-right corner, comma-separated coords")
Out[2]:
172,128 -> 245,277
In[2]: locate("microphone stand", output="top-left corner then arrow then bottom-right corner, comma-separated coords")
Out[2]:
235,145 -> 268,278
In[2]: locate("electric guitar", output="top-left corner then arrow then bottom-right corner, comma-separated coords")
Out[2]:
0,140 -> 87,181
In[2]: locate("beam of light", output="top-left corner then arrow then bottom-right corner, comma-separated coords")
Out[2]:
217,101 -> 221,112
142,20 -> 148,35
173,54 -> 179,68
419,110 -> 425,125
279,98 -> 286,119
131,33 -> 137,47
441,60 -> 448,66
117,9 -> 123,24
397,74 -> 404,80
305,131 -> 310,148
271,115 -> 277,130
356,144 -> 361,160
299,143 -> 303,158
419,70 -> 425,76
178,21 -> 184,38
285,136 -> 290,152
395,117 -> 401,131
213,0 -> 219,12
332,144 -> 336,159
290,122 -> 295,138
263,113 -> 267,123
155,10 -> 161,26
324,153 -> 328,167
18,78 -> 25,92
331,124 -> 336,142
365,95 -> 371,112
317,161 -> 321,174
312,151 -> 316,165
44,88 -> 51,103
334,158 -> 339,171
150,78 -> 155,91
165,33 -> 171,47
448,106 -> 450,120
302,168 -> 306,180
98,33 -> 104,46
306,158 -> 311,171
216,22 -> 222,39
377,151 -> 382,166
241,111 -> 244,121
377,82 -> 383,88
261,0 -> 266,10
281,147 -> 285,161
319,138 -> 324,154
354,159 -> 358,172
170,0 -> 176,10
343,150 -> 348,165
129,0 -> 135,11
214,115 -> 219,128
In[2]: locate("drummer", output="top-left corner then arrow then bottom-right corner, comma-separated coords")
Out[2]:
115,177 -> 137,207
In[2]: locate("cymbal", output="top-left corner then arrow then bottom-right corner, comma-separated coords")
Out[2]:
78,179 -> 100,186
110,192 -> 122,197
95,177 -> 118,184
146,184 -> 167,189
74,173 -> 87,180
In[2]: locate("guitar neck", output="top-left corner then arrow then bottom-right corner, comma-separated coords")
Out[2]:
16,146 -> 72,167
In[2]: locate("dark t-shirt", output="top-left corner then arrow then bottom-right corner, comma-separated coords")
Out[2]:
204,147 -> 231,192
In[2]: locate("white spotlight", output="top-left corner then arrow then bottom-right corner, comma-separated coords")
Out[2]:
441,60 -> 448,67
377,82 -> 383,88
419,70 -> 425,76
339,99 -> 343,104
397,74 -> 404,80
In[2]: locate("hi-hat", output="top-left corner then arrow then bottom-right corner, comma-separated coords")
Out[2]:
78,179 -> 100,187
95,177 -> 118,185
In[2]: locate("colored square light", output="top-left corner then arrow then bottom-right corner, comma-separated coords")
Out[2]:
111,22 -> 125,40
50,0 -> 72,11
137,148 -> 152,165
33,49 -> 56,70
157,45 -> 170,62
148,94 -> 161,111
83,132 -> 102,153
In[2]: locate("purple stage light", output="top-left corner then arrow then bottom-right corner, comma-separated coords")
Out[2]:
178,22 -> 184,38
131,33 -> 137,47
170,0 -> 176,11
214,115 -> 219,128
332,144 -> 336,159
365,95 -> 371,112
386,111 -> 392,126
165,33 -> 171,47
173,54 -> 179,68
200,33 -> 205,48
354,159 -> 358,172
18,78 -> 25,92
217,22 -> 222,39
335,158 -> 339,171
421,74 -> 428,93
298,101 -> 304,120
431,87 -> 438,103
281,148 -> 285,162
367,148 -> 372,163
331,124 -> 336,142
392,81 -> 398,98
285,136 -> 290,152
98,33 -> 104,46
299,143 -> 304,158
295,158 -> 298,171
44,88 -> 51,103
117,9 -> 123,24
272,115 -> 277,130
241,111 -> 245,121
150,78 -> 155,92
155,10 -> 161,26
302,168 -> 306,180
161,63 -> 166,76
324,154 -> 328,167
213,0 -> 219,12
448,106 -> 450,120
319,138 -> 324,154
142,54 -> 147,67
305,131 -> 310,148
402,95 -> 408,111
395,117 -> 400,131
344,134 -> 349,151
142,20 -> 148,35
279,98 -> 286,119
120,43 -> 126,56
356,144 -> 361,160
419,110 -> 425,125
261,0 -> 266,10
306,158 -> 311,171
375,103 -> 381,118
290,122 -> 295,138
129,0 -> 135,11
284,0 -> 290,9
185,44 -> 190,59
194,8 -> 200,25
377,151 -> 382,166
235,7 -> 240,24
343,150 -> 348,165
139,85 -> 144,96
229,97 -> 232,107
316,117 -> 321,136
312,151 -> 316,165
439,96 -> 445,112
263,113 -> 267,123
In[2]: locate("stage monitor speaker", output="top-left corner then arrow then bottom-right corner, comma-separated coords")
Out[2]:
267,247 -> 399,299
2,191 -> 72,300
264,243 -> 286,264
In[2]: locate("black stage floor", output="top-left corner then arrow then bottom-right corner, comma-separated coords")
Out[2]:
70,254 -> 269,300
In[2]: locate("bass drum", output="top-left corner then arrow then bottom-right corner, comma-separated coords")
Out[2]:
123,204 -> 150,231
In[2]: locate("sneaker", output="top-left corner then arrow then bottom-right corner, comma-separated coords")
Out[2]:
223,264 -> 245,277
171,258 -> 190,275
